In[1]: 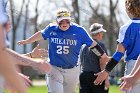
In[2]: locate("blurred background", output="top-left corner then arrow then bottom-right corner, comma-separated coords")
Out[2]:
6,0 -> 128,88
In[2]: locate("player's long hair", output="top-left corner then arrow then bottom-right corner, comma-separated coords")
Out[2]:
125,0 -> 140,18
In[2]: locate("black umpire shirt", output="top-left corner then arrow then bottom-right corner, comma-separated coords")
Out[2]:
80,41 -> 108,73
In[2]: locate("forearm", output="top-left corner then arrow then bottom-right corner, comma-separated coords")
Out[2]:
105,43 -> 125,72
100,64 -> 106,70
100,59 -> 106,70
133,66 -> 140,80
130,56 -> 140,75
5,48 -> 37,67
130,56 -> 140,76
26,31 -> 43,43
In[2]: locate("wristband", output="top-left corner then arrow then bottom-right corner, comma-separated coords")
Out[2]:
105,58 -> 118,72
90,44 -> 105,57
112,52 -> 124,62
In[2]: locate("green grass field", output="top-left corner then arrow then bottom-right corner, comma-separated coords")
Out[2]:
28,85 -> 123,93
4,85 -> 123,93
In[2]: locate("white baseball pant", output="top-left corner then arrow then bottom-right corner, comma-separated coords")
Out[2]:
45,65 -> 80,93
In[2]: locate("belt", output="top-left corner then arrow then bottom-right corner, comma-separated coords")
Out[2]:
56,65 -> 78,69
83,71 -> 98,73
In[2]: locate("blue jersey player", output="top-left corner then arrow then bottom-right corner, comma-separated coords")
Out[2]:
94,0 -> 140,93
18,8 -> 108,93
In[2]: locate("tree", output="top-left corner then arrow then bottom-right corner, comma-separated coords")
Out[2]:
23,0 -> 30,53
9,0 -> 25,50
87,0 -> 126,77
32,0 -> 39,49
88,0 -> 121,55
71,0 -> 80,24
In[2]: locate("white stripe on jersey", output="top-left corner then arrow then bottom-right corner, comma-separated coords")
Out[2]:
117,20 -> 132,43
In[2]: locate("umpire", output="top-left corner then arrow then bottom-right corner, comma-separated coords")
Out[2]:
79,23 -> 110,93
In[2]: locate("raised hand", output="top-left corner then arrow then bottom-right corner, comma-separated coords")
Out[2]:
4,73 -> 32,93
119,75 -> 135,91
31,44 -> 48,58
17,40 -> 28,45
93,70 -> 109,85
18,73 -> 32,87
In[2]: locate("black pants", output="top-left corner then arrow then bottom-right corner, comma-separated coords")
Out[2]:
79,71 -> 108,93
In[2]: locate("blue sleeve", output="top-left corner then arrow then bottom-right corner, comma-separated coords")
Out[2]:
121,27 -> 132,49
80,27 -> 93,47
41,25 -> 51,40
117,23 -> 131,49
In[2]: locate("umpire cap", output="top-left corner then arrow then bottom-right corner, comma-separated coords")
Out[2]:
90,23 -> 106,34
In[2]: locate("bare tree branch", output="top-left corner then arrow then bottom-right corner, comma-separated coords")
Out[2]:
32,0 -> 39,49
23,0 -> 30,54
72,0 -> 80,24
15,0 -> 25,30
113,0 -> 119,10
9,0 -> 26,50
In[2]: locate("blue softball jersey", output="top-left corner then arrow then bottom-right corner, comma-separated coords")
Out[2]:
41,23 -> 93,68
117,18 -> 140,61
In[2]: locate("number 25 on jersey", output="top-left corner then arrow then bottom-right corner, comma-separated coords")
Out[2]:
57,45 -> 69,54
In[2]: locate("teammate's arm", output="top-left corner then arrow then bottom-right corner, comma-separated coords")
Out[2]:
129,55 -> 140,75
105,43 -> 125,72
94,43 -> 125,85
132,61 -> 140,80
17,31 -> 43,45
5,48 -> 51,73
23,44 -> 48,58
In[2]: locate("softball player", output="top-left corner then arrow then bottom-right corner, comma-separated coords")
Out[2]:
94,0 -> 140,93
18,8 -> 108,93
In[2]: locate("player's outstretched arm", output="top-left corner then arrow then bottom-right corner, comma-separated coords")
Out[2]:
23,44 -> 48,58
6,48 -> 52,73
94,43 -> 125,85
17,31 -> 43,45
